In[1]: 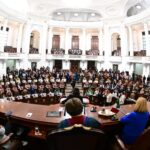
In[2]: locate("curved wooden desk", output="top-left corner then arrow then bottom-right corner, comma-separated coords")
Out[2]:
0,100 -> 139,139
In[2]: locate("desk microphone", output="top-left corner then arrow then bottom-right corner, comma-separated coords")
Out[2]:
83,104 -> 85,115
64,107 -> 66,116
119,108 -> 126,115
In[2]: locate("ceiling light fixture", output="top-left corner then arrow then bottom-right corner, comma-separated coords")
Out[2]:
135,4 -> 142,9
57,12 -> 62,15
91,13 -> 96,16
135,0 -> 142,9
74,13 -> 78,17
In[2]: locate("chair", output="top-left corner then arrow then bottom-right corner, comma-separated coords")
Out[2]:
124,99 -> 135,105
0,133 -> 22,150
115,127 -> 150,150
46,124 -> 107,150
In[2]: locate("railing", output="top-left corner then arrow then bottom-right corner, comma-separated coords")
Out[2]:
29,48 -> 39,54
68,49 -> 82,55
86,49 -> 99,56
51,48 -> 65,55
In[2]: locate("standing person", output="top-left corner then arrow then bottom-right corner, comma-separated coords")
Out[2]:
58,98 -> 100,129
119,97 -> 149,144
61,88 -> 83,104
71,79 -> 76,89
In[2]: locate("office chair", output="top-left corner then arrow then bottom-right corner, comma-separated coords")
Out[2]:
46,124 -> 107,150
115,127 -> 150,150
124,99 -> 135,105
0,133 -> 22,150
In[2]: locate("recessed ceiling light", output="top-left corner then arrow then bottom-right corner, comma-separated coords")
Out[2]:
91,13 -> 96,16
57,12 -> 62,15
136,4 -> 142,9
74,13 -> 78,16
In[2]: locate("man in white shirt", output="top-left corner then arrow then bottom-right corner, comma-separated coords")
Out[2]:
106,89 -> 113,106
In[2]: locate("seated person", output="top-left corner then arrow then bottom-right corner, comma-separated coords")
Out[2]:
61,88 -> 83,104
0,124 -> 28,148
85,87 -> 94,96
0,125 -> 6,141
58,98 -> 100,129
119,97 -> 149,145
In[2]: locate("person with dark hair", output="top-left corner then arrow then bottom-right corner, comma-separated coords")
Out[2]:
70,79 -> 76,89
61,88 -> 83,104
58,98 -> 100,129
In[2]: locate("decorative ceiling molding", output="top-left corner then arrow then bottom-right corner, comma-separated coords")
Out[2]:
0,0 -> 149,24
52,8 -> 101,22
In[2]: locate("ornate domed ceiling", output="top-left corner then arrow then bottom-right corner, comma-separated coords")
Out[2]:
0,0 -> 150,21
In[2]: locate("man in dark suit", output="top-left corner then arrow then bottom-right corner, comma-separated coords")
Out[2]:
61,88 -> 83,104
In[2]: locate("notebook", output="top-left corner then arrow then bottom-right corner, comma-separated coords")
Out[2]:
46,111 -> 61,117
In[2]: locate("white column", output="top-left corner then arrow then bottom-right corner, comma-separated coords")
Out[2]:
65,28 -> 69,55
48,27 -> 53,54
103,25 -> 111,57
16,60 -> 20,70
22,22 -> 31,54
0,60 -> 6,75
129,63 -> 134,75
39,24 -> 48,66
96,61 -> 101,71
99,28 -> 103,56
128,26 -> 134,56
144,22 -> 150,56
2,60 -> 6,75
49,60 -> 54,71
143,64 -> 150,77
121,25 -> 128,57
147,65 -> 150,76
103,25 -> 111,68
21,22 -> 31,69
81,28 -> 86,55
17,23 -> 23,53
60,34 -> 63,49
0,19 -> 8,52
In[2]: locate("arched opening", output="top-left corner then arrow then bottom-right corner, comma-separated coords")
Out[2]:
29,30 -> 40,54
111,33 -> 121,56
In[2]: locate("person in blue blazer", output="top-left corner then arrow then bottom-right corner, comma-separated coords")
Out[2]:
120,97 -> 149,144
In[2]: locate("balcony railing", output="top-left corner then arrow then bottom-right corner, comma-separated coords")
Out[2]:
29,48 -> 39,54
86,49 -> 99,56
68,49 -> 82,55
51,48 -> 65,55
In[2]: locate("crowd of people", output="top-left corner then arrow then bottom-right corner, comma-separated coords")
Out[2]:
0,67 -> 150,106
0,67 -> 150,149
0,67 -> 68,101
81,69 -> 150,105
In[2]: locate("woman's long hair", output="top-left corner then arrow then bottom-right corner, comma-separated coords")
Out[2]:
134,97 -> 148,112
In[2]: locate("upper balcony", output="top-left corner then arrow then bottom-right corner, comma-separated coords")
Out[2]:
109,56 -> 122,63
28,53 -> 41,60
0,52 -> 24,59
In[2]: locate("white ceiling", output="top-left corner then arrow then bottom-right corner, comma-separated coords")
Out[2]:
0,0 -> 150,21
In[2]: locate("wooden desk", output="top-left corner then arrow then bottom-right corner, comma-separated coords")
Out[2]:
0,100 -> 142,139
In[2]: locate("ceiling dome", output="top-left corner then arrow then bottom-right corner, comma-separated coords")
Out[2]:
0,0 -> 29,14
0,0 -> 150,21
